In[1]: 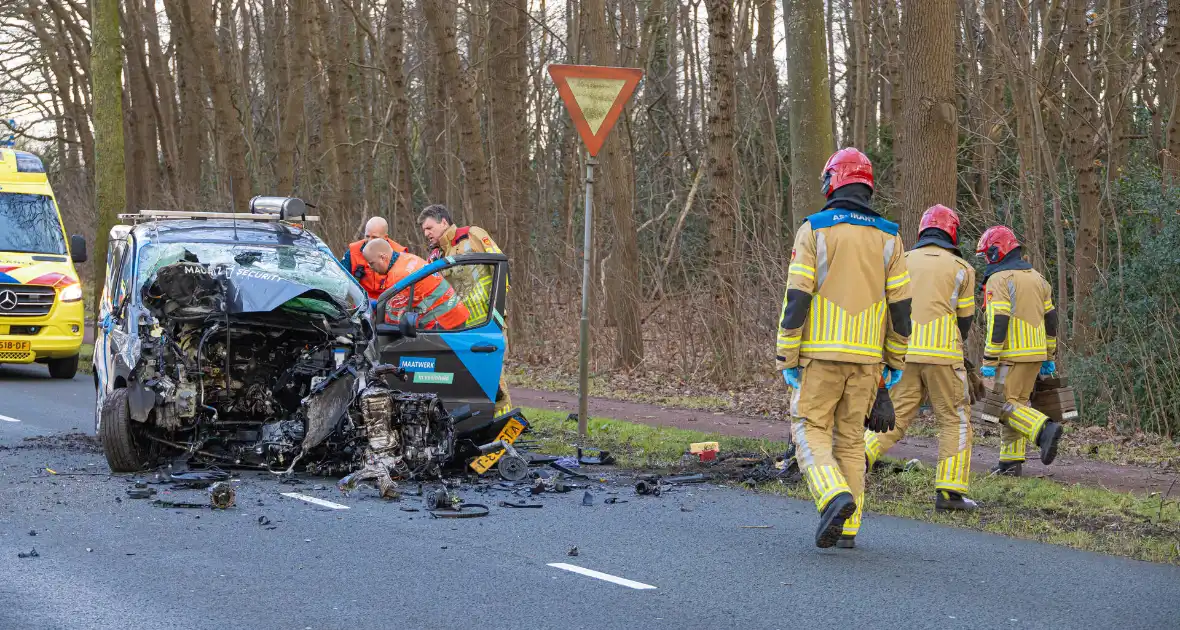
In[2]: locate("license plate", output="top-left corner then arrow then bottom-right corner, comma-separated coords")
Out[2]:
0,340 -> 30,352
469,417 -> 527,474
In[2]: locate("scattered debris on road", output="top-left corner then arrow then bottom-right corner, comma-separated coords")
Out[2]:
567,546 -> 579,557
209,482 -> 236,509
17,548 -> 39,559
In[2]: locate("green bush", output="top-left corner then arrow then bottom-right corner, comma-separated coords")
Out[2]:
1069,163 -> 1180,437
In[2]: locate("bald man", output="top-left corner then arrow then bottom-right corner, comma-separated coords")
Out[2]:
363,238 -> 469,330
342,217 -> 411,300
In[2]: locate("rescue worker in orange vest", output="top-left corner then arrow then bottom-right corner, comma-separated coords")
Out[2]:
362,238 -> 468,330
976,226 -> 1064,476
776,147 -> 912,549
419,204 -> 512,416
863,204 -> 978,512
342,217 -> 411,301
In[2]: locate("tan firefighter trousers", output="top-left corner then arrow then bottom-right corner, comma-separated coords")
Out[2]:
791,358 -> 878,537
863,363 -> 973,494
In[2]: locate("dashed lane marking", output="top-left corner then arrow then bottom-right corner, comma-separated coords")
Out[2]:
280,492 -> 350,510
547,563 -> 657,590
0,414 -> 20,422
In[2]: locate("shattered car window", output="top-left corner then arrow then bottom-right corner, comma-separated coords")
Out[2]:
137,241 -> 366,312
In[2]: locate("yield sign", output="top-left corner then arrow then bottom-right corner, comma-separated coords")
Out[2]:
547,64 -> 643,157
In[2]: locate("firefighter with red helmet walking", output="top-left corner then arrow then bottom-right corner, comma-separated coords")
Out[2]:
776,148 -> 912,548
976,226 -> 1064,475
863,205 -> 978,512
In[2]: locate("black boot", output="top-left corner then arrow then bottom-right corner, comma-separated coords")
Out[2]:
815,492 -> 857,549
836,535 -> 856,549
935,490 -> 979,511
1037,421 -> 1064,465
990,461 -> 1023,477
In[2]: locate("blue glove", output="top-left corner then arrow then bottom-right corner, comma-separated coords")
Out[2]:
980,365 -> 996,378
782,368 -> 801,389
1040,361 -> 1056,376
883,367 -> 903,390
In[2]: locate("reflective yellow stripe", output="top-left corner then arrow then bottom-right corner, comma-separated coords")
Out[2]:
935,446 -> 971,493
885,339 -> 908,353
789,263 -> 816,280
1043,300 -> 1054,312
907,347 -> 961,359
957,296 -> 974,308
885,271 -> 911,290
864,431 -> 883,467
1000,437 -> 1027,462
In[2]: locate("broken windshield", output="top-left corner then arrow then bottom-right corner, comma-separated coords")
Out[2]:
137,241 -> 365,310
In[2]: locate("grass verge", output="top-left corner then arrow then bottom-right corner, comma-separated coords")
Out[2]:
522,408 -> 1180,565
78,343 -> 94,374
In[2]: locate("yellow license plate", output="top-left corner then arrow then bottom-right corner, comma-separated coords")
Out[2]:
0,340 -> 30,352
469,417 -> 526,474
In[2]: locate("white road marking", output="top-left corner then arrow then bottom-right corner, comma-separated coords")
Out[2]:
0,414 -> 19,422
280,492 -> 350,510
547,563 -> 657,590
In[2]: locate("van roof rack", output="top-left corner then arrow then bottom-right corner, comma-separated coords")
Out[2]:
118,210 -> 321,224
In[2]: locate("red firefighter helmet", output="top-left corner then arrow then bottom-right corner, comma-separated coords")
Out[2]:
919,204 -> 961,244
821,148 -> 874,197
976,225 -> 1021,264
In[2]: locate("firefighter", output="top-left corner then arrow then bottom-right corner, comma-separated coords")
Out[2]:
776,147 -> 912,549
419,204 -> 513,417
862,205 -> 978,513
342,217 -> 411,301
975,226 -> 1064,476
361,238 -> 468,330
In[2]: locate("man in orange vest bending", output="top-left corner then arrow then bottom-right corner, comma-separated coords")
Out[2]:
361,238 -> 469,330
342,217 -> 411,301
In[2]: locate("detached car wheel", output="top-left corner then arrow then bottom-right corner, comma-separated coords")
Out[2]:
99,388 -> 145,473
47,355 -> 79,380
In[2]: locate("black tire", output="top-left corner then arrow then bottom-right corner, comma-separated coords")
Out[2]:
48,355 -> 79,380
99,388 -> 145,473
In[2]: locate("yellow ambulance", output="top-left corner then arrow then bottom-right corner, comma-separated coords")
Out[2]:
0,149 -> 88,378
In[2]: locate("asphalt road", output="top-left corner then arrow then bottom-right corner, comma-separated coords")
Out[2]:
2,364 -> 1179,630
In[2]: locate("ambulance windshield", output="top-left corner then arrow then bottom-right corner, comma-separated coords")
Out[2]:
0,192 -> 66,255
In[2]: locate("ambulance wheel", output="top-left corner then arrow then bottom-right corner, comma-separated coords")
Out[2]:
48,355 -> 79,380
100,388 -> 146,473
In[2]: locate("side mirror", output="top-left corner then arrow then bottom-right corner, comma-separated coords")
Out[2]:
70,234 -> 87,263
400,312 -> 419,338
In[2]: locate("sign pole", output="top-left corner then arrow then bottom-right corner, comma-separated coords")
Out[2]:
577,156 -> 597,441
545,63 -> 643,444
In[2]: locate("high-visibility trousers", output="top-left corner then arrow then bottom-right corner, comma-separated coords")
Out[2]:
863,363 -> 973,495
791,358 -> 877,537
994,361 -> 1049,463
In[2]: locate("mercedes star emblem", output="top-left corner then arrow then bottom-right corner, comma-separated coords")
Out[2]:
0,290 -> 17,311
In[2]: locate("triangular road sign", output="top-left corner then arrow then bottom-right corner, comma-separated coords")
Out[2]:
547,64 -> 643,157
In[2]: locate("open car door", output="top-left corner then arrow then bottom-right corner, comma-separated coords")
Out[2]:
373,253 -> 509,434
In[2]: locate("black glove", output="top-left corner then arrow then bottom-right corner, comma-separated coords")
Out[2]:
352,265 -> 366,280
865,385 -> 896,433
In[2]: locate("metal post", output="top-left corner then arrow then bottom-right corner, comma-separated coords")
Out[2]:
577,156 -> 597,441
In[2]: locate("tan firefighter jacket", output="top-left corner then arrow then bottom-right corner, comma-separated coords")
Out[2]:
983,266 -> 1056,365
776,210 -> 912,371
904,245 -> 975,365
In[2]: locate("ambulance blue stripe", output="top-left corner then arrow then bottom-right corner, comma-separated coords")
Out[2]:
0,272 -> 20,284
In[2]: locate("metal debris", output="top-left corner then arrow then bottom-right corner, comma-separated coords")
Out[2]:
567,546 -> 579,557
498,501 -> 542,509
17,548 -> 39,559
209,482 -> 236,509
582,491 -> 594,506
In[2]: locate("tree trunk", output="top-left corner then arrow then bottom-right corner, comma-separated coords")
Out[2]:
850,0 -> 870,149
187,0 -> 250,210
1164,1 -> 1180,183
142,0 -> 180,203
316,0 -> 356,238
976,0 -> 1003,223
705,0 -> 740,373
163,0 -> 203,205
1004,0 -> 1045,269
424,0 -> 495,227
784,0 -> 835,226
756,0 -> 783,240
1064,0 -> 1102,332
277,0 -> 311,194
584,0 -> 645,368
90,0 -> 126,307
881,0 -> 902,185
897,0 -> 958,239
383,0 -> 414,226
123,0 -> 159,208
